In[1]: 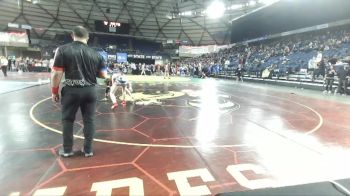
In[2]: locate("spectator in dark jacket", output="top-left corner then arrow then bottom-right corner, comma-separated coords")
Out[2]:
336,64 -> 350,95
324,64 -> 336,94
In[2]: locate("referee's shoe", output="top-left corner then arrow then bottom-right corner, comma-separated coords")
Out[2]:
81,148 -> 94,157
58,149 -> 74,158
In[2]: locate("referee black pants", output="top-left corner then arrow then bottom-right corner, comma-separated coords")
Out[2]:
61,86 -> 97,153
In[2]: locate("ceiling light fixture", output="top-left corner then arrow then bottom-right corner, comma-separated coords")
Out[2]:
249,0 -> 257,6
227,4 -> 243,10
258,0 -> 279,5
206,1 -> 225,19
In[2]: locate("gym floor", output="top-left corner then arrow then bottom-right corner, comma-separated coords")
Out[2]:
1,73 -> 350,195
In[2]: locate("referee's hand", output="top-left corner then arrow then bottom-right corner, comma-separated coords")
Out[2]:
52,93 -> 60,102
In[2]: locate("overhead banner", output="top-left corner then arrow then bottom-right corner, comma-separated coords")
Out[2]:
107,54 -> 116,62
127,54 -> 162,60
179,46 -> 209,57
0,32 -> 29,47
179,44 -> 232,57
117,53 -> 127,63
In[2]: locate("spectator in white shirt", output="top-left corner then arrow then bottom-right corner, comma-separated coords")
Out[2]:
1,56 -> 8,77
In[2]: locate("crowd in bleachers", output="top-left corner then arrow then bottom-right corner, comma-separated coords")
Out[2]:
1,57 -> 53,74
179,24 -> 350,94
0,56 -> 50,77
105,61 -> 191,77
3,24 -> 350,95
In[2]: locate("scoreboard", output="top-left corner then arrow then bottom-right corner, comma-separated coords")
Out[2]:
95,20 -> 130,34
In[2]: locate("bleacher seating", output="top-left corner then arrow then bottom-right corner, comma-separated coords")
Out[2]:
179,24 -> 350,91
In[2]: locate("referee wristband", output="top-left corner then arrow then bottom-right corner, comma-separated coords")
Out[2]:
51,87 -> 59,94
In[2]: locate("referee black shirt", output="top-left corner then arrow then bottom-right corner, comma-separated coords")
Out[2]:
53,41 -> 105,87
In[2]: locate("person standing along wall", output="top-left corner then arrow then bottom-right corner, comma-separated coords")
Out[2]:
0,56 -> 8,77
164,63 -> 170,79
336,64 -> 350,96
324,63 -> 336,94
140,63 -> 146,76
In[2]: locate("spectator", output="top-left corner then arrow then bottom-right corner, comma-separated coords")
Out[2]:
1,56 -> 8,77
336,64 -> 350,96
324,64 -> 337,94
313,58 -> 326,81
235,64 -> 244,82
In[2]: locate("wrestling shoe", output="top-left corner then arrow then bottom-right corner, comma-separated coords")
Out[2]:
111,102 -> 118,110
101,97 -> 108,101
58,149 -> 74,158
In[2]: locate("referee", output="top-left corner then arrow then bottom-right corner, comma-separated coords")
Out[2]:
51,26 -> 107,157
